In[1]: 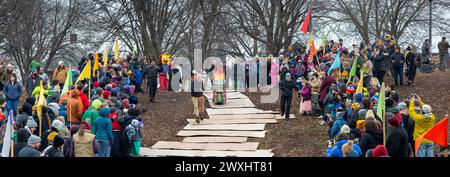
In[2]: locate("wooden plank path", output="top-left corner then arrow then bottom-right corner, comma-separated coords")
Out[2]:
141,91 -> 278,157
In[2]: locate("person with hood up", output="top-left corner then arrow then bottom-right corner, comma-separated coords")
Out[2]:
25,68 -> 42,96
18,135 -> 42,157
330,110 -> 347,138
279,73 -> 297,121
66,90 -> 83,126
359,116 -> 384,156
372,145 -> 389,157
409,96 -> 436,157
53,61 -> 68,88
82,99 -> 102,133
386,117 -> 409,157
342,140 -> 360,157
25,117 -> 38,136
93,107 -> 114,157
13,128 -> 30,157
120,119 -> 142,157
52,119 -> 70,139
327,133 -> 362,157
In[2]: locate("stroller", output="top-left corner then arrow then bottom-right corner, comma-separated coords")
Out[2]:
420,55 -> 433,73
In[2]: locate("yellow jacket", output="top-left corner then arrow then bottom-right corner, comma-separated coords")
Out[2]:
409,101 -> 435,143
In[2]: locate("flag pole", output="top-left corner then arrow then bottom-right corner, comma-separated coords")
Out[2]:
10,122 -> 14,157
383,109 -> 386,146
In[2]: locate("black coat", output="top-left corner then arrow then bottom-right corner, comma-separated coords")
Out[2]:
387,126 -> 409,157
279,80 -> 296,97
372,54 -> 388,72
359,130 -> 383,156
400,113 -> 415,144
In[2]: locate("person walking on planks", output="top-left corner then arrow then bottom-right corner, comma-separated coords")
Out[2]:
191,71 -> 206,123
279,73 -> 297,121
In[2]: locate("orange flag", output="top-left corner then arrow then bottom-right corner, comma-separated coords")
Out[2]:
309,42 -> 316,64
415,116 -> 448,156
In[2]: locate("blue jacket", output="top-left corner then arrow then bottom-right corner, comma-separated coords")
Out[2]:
330,112 -> 347,138
59,105 -> 67,119
93,108 -> 113,141
327,140 -> 362,157
134,70 -> 142,84
4,82 -> 22,100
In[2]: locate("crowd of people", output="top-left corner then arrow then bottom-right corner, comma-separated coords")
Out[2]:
272,36 -> 449,157
0,53 -> 148,157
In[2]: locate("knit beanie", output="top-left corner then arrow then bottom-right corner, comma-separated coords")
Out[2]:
366,110 -> 375,120
91,99 -> 102,110
340,125 -> 351,134
28,135 -> 41,145
372,145 -> 388,157
397,102 -> 407,111
358,109 -> 367,119
52,135 -> 64,147
26,117 -> 38,128
388,117 -> 400,127
422,105 -> 432,114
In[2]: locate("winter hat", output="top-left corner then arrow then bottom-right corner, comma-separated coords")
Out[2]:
129,95 -> 138,105
354,93 -> 364,102
22,103 -> 33,116
366,110 -> 375,120
285,73 -> 291,80
47,131 -> 59,143
49,94 -> 60,103
372,145 -> 388,157
26,117 -> 38,128
51,120 -> 64,128
91,99 -> 102,110
352,103 -> 361,110
388,117 -> 400,127
26,96 -> 36,105
80,122 -> 91,130
102,90 -> 111,99
346,85 -> 356,94
340,125 -> 351,134
422,105 -> 432,114
131,119 -> 140,127
93,81 -> 100,88
341,71 -> 348,79
31,68 -> 38,72
28,135 -> 41,145
358,109 -> 367,119
397,102 -> 407,111
52,135 -> 64,147
386,98 -> 395,107
58,61 -> 64,66
99,107 -> 111,118
356,120 -> 366,130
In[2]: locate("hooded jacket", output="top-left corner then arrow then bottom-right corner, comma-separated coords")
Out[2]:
93,108 -> 114,142
409,101 -> 435,143
319,76 -> 337,103
326,140 -> 362,157
330,112 -> 347,138
386,126 -> 409,157
13,128 -> 30,157
359,129 -> 383,156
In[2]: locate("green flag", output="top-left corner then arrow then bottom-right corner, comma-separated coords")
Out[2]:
60,65 -> 73,97
349,58 -> 358,80
377,83 -> 386,122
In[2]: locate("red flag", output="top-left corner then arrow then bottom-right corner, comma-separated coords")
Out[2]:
300,9 -> 311,34
415,116 -> 448,156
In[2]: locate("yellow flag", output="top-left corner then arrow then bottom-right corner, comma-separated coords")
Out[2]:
93,53 -> 99,76
114,38 -> 119,61
103,49 -> 109,66
356,72 -> 364,93
76,61 -> 91,84
37,81 -> 47,137
307,32 -> 314,47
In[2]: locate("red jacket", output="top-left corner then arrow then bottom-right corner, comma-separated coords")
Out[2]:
78,90 -> 90,113
109,112 -> 122,131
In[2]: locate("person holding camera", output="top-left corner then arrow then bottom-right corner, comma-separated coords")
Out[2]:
409,94 -> 435,157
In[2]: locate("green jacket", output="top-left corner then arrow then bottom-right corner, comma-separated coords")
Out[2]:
82,108 -> 100,133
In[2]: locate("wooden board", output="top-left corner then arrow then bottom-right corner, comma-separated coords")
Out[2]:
187,119 -> 278,125
140,149 -> 274,157
177,130 -> 266,138
209,114 -> 296,120
206,108 -> 275,115
182,137 -> 248,143
151,141 -> 259,151
210,99 -> 256,109
184,124 -> 265,131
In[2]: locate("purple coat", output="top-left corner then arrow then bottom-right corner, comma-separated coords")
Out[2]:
301,87 -> 312,101
319,76 -> 337,103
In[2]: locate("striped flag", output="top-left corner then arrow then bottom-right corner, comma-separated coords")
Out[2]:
1,110 -> 14,157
